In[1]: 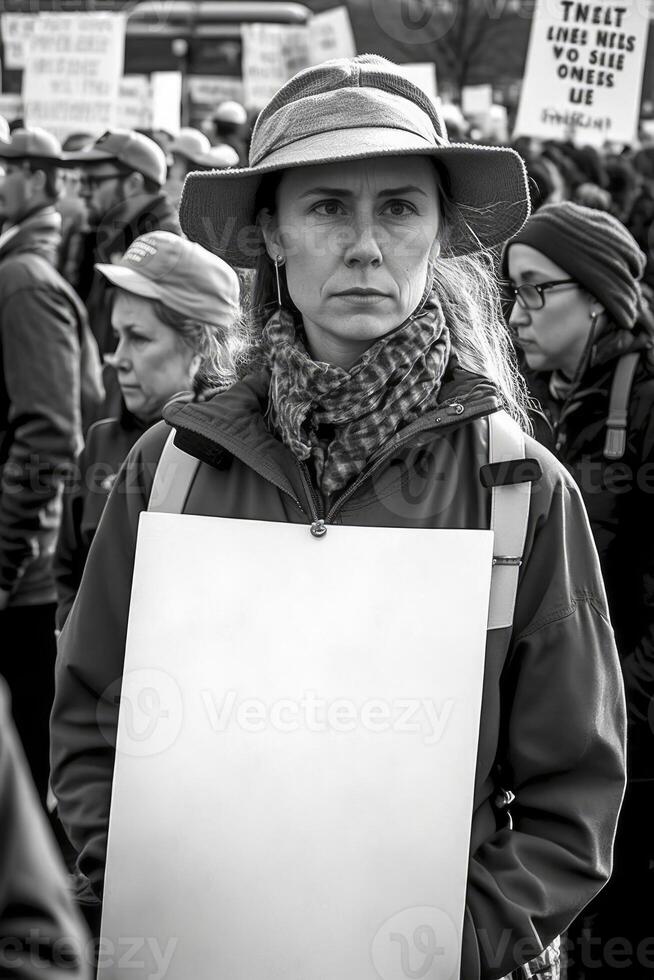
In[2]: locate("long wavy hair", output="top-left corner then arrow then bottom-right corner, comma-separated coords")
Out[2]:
210,163 -> 532,429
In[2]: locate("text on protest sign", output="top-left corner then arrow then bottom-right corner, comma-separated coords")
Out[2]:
117,76 -> 152,131
514,0 -> 650,146
308,7 -> 357,63
23,13 -> 125,143
241,23 -> 310,109
1,14 -> 38,70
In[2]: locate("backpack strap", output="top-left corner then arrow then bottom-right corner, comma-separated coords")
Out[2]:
603,351 -> 640,461
148,427 -> 200,513
487,411 -> 531,631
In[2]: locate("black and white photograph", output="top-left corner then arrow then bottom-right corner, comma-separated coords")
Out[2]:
0,1 -> 653,978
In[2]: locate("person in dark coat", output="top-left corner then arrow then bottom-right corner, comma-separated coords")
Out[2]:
0,128 -> 104,803
54,230 -> 240,630
63,130 -> 181,412
504,201 -> 654,978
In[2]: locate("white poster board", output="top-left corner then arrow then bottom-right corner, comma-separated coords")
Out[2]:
117,75 -> 152,131
151,71 -> 182,134
1,13 -> 38,70
514,0 -> 650,146
22,13 -> 125,143
395,62 -> 438,101
241,23 -> 310,108
462,84 -> 493,117
309,6 -> 357,64
100,514 -> 493,980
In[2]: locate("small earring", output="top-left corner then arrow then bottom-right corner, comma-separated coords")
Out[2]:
274,254 -> 286,309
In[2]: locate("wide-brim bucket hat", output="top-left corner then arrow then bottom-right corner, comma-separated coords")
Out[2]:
180,55 -> 530,268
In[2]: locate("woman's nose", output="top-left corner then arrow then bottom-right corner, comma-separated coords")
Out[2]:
342,217 -> 384,267
508,300 -> 530,332
105,341 -> 130,371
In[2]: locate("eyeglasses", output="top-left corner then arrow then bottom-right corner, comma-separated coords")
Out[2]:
79,172 -> 123,191
508,279 -> 578,311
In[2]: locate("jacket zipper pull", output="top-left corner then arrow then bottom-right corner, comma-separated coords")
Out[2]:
310,519 -> 327,539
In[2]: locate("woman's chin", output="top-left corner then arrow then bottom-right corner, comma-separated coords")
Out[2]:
120,389 -> 145,413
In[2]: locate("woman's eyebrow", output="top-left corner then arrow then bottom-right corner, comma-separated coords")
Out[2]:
298,185 -> 429,199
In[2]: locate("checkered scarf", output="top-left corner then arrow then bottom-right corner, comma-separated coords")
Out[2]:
263,287 -> 451,497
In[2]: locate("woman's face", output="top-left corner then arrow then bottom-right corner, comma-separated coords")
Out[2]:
507,244 -> 597,378
261,156 -> 442,367
109,291 -> 198,422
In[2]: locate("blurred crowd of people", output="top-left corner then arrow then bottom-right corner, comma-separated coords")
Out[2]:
0,81 -> 653,977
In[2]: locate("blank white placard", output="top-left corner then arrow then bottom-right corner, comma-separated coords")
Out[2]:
100,514 -> 493,980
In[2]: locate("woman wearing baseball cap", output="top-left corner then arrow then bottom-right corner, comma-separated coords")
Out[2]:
52,57 -> 625,980
505,202 -> 654,976
54,230 -> 240,628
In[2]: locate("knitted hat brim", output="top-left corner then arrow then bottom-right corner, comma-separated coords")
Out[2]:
180,129 -> 530,267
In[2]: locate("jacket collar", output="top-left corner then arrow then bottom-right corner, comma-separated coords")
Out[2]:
95,191 -> 173,260
525,323 -> 652,406
0,205 -> 61,264
163,361 -> 500,499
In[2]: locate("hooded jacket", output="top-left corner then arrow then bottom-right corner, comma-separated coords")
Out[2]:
523,323 -> 654,782
0,206 -> 104,606
51,365 -> 626,980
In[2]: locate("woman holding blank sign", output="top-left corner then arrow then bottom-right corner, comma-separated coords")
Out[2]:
51,56 -> 625,980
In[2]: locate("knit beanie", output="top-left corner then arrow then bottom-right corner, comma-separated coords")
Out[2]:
503,201 -> 646,331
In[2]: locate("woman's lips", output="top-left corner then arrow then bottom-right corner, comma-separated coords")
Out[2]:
334,290 -> 390,304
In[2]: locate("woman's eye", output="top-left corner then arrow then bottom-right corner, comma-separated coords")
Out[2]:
311,200 -> 344,216
383,200 -> 417,217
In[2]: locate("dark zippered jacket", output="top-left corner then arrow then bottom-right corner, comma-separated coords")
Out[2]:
51,366 -> 626,980
0,207 -> 104,606
524,327 -> 654,780
54,406 -> 148,630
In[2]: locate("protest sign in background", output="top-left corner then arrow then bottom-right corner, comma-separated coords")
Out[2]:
151,71 -> 182,134
0,94 -> 22,124
1,14 -> 37,71
514,0 -> 650,146
462,83 -> 494,117
23,13 -> 125,143
309,6 -> 357,64
117,75 -> 151,131
241,23 -> 309,109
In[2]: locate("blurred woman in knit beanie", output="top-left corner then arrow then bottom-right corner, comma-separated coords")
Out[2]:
505,201 -> 654,980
